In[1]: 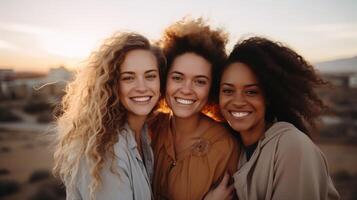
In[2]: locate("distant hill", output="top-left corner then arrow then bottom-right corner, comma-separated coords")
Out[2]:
314,56 -> 357,73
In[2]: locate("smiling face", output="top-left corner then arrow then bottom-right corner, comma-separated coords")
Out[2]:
166,52 -> 212,119
119,49 -> 160,117
219,62 -> 266,137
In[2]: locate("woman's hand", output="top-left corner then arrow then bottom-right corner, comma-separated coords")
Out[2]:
204,173 -> 234,200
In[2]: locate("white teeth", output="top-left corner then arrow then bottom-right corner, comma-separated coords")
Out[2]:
176,98 -> 194,105
231,111 -> 249,118
132,96 -> 150,102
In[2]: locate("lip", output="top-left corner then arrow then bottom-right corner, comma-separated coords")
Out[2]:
130,96 -> 152,104
175,97 -> 196,105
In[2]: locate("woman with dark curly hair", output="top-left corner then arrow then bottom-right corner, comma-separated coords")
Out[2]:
149,18 -> 239,200
218,37 -> 340,199
53,32 -> 166,200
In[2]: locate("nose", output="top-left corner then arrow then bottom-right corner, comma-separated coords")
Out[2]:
231,92 -> 247,107
135,77 -> 148,93
180,80 -> 193,95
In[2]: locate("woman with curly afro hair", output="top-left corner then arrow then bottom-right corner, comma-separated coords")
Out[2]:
53,32 -> 166,200
149,18 -> 239,200
218,37 -> 340,199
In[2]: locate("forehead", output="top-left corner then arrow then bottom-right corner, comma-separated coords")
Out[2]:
120,49 -> 158,72
222,62 -> 258,85
170,53 -> 211,77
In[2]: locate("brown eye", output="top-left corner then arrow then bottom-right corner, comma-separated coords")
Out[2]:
221,88 -> 234,95
121,76 -> 134,81
194,79 -> 207,86
146,73 -> 157,81
245,89 -> 259,96
172,75 -> 183,82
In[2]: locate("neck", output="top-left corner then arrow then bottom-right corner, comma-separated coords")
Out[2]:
172,113 -> 202,139
240,120 -> 266,146
127,113 -> 147,141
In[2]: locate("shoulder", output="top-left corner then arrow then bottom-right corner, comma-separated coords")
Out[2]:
197,120 -> 239,170
206,119 -> 235,140
204,119 -> 238,151
271,122 -> 326,165
113,130 -> 133,168
148,111 -> 170,131
148,111 -> 170,143
273,122 -> 315,152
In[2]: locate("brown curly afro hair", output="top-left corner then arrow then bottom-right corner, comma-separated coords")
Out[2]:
224,36 -> 327,136
159,17 -> 228,105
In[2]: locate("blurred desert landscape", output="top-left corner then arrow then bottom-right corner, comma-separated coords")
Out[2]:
1,61 -> 357,199
1,0 -> 357,199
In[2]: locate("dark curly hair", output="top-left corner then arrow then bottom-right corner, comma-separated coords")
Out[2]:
225,37 -> 327,136
159,17 -> 228,105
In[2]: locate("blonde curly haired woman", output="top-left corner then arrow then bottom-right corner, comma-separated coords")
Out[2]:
53,32 -> 166,200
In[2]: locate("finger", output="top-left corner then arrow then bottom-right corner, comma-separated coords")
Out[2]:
224,194 -> 233,200
227,194 -> 234,200
220,172 -> 230,187
227,183 -> 234,192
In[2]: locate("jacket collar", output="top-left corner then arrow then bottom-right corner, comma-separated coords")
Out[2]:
238,121 -> 294,169
259,121 -> 294,147
123,122 -> 151,161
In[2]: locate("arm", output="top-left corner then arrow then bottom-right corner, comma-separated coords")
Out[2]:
65,182 -> 82,200
204,131 -> 239,200
99,161 -> 134,200
204,173 -> 234,200
272,132 -> 339,200
74,158 -> 134,200
212,134 -> 239,185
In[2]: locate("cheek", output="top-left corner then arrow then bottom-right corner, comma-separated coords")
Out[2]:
118,84 -> 125,98
219,95 -> 228,108
118,83 -> 129,97
164,81 -> 173,102
197,85 -> 210,99
219,96 -> 232,111
150,79 -> 161,93
165,80 -> 177,95
253,98 -> 266,115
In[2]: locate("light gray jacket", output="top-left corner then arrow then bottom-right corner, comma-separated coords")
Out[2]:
67,123 -> 154,200
234,122 -> 340,200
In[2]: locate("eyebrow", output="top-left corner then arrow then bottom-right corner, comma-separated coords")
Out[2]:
120,71 -> 135,75
170,71 -> 184,76
170,71 -> 210,79
120,69 -> 158,75
221,83 -> 259,87
145,69 -> 158,74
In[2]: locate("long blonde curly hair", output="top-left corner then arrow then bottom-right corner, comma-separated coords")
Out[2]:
53,32 -> 165,198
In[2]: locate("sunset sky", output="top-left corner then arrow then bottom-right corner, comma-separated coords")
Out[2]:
0,0 -> 356,72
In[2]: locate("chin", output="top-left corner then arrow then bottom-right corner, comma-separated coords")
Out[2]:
227,121 -> 251,132
171,109 -> 196,119
130,106 -> 155,116
131,111 -> 151,117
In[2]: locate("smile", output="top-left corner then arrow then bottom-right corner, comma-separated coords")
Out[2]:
175,97 -> 195,105
131,96 -> 152,103
230,111 -> 250,118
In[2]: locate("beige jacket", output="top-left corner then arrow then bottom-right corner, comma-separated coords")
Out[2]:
234,122 -> 340,200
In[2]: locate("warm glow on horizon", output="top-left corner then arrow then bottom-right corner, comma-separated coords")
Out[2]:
1,0 -> 357,72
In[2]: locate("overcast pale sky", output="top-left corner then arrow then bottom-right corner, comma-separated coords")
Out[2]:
0,0 -> 356,72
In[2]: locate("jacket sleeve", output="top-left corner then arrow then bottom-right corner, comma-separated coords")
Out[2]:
65,180 -> 82,200
72,158 -> 134,200
211,132 -> 239,187
272,132 -> 340,200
